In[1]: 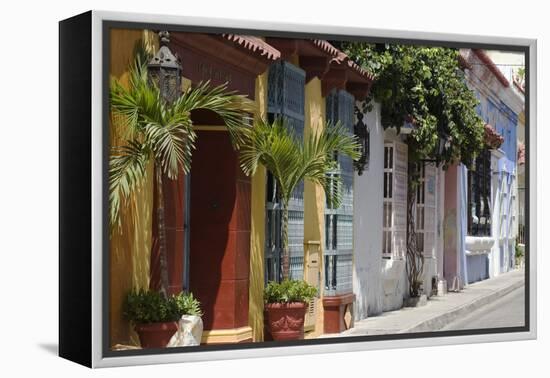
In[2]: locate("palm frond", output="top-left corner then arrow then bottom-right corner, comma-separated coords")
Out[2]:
240,117 -> 361,207
109,141 -> 149,229
110,56 -> 165,139
172,81 -> 255,148
322,121 -> 362,161
144,116 -> 196,179
240,117 -> 303,202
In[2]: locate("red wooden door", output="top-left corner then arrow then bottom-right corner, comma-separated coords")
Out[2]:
189,130 -> 251,331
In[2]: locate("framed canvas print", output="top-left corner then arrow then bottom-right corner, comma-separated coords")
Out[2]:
59,10 -> 537,368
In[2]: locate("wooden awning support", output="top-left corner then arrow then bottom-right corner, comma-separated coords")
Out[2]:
266,37 -> 374,100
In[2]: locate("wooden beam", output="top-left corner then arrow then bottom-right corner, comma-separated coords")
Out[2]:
265,38 -> 298,59
322,66 -> 348,97
300,56 -> 331,83
346,81 -> 372,101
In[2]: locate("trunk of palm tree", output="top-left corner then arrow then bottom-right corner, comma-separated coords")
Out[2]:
155,162 -> 170,298
281,200 -> 290,281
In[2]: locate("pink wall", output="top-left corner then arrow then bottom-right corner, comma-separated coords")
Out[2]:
443,164 -> 460,289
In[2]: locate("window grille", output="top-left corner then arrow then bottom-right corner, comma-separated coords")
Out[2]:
265,61 -> 306,282
324,89 -> 355,296
383,142 -> 408,259
467,149 -> 492,236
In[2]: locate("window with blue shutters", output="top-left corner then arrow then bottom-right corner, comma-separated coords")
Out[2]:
265,61 -> 306,282
324,89 -> 354,296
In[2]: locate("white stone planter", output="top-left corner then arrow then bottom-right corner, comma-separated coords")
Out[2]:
465,236 -> 494,255
167,315 -> 203,347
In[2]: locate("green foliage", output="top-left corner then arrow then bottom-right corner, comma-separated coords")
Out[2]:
340,43 -> 485,167
240,117 -> 360,279
264,279 -> 318,304
123,290 -> 178,324
516,67 -> 525,82
240,117 -> 360,208
109,50 -> 254,232
515,242 -> 524,260
171,291 -> 203,317
123,290 -> 202,324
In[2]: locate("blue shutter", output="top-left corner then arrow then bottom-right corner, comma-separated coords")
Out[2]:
265,61 -> 306,282
324,89 -> 354,296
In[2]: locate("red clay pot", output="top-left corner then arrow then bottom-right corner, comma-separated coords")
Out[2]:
265,302 -> 307,341
135,321 -> 178,348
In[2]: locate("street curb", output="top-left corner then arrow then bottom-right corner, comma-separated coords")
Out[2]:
400,277 -> 525,333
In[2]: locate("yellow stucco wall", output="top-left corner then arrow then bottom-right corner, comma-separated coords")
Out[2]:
109,29 -> 158,347
303,77 -> 327,337
248,71 -> 268,342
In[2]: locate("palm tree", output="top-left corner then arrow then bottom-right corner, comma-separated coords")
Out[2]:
109,54 -> 254,296
240,118 -> 361,280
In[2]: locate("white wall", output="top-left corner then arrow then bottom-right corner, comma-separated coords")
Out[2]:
381,259 -> 407,311
353,102 -> 384,319
490,150 -> 504,277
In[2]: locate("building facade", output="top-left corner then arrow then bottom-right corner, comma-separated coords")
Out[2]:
109,32 -> 524,347
456,49 -> 524,285
108,30 -> 374,347
353,106 -> 448,319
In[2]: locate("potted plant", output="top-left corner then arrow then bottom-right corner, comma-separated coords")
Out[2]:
264,280 -> 317,341
169,291 -> 204,347
240,117 -> 360,340
123,290 -> 202,348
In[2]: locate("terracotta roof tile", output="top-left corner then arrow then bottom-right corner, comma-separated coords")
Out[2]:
347,59 -> 375,81
312,39 -> 344,58
484,123 -> 505,149
472,49 -> 510,87
311,39 -> 374,82
222,34 -> 281,61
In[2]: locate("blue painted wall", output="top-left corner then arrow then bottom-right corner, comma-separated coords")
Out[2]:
474,91 -> 518,172
466,254 -> 489,284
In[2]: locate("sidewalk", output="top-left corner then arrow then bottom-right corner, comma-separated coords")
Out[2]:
322,268 -> 525,337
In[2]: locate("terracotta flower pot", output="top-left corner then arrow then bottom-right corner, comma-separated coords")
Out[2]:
265,302 -> 307,341
135,321 -> 178,349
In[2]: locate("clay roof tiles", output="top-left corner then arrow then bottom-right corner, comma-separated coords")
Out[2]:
312,39 -> 375,82
221,35 -> 374,83
472,49 -> 510,88
222,34 -> 281,61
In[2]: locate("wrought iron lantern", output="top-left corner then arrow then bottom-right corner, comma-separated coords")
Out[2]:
436,132 -> 449,157
148,31 -> 182,104
353,106 -> 370,175
422,131 -> 450,164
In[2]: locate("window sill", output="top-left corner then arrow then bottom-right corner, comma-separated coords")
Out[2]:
465,235 -> 494,255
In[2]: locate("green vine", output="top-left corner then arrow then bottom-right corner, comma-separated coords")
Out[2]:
337,42 -> 486,297
340,43 -> 485,167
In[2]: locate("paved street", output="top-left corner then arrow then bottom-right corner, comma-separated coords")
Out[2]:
320,269 -> 525,338
442,284 -> 525,330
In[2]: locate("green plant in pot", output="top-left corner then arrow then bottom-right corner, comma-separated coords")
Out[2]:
263,280 -> 317,340
123,290 -> 202,348
240,117 -> 360,340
